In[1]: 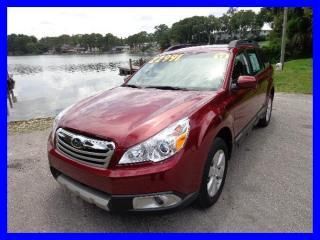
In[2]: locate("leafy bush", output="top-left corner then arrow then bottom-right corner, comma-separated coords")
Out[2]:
261,43 -> 281,64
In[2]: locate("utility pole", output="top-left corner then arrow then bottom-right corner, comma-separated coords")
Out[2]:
280,7 -> 288,70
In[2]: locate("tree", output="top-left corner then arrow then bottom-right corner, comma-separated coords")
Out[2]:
287,8 -> 312,58
258,7 -> 275,23
154,24 -> 170,50
103,33 -> 122,51
230,10 -> 257,39
261,7 -> 312,61
171,16 -> 214,44
8,7 -> 311,59
171,17 -> 194,43
7,34 -> 40,55
206,15 -> 220,44
219,14 -> 231,33
126,31 -> 150,50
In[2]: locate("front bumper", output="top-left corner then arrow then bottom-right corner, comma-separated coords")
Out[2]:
48,132 -> 204,212
48,135 -> 203,195
52,168 -> 197,212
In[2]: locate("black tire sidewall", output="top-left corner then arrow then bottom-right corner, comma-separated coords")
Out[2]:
267,96 -> 273,123
258,95 -> 273,127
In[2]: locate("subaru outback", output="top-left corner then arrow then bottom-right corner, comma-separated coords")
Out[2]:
48,40 -> 274,212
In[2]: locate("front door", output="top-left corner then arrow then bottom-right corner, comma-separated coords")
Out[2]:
227,51 -> 257,137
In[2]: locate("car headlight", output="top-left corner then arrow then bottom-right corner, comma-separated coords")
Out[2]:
119,118 -> 190,164
51,104 -> 74,141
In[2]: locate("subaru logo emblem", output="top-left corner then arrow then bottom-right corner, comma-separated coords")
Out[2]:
71,137 -> 83,149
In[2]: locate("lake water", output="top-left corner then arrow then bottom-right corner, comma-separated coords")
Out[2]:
8,53 -> 154,121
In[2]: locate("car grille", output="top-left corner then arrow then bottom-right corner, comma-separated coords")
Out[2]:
55,128 -> 115,168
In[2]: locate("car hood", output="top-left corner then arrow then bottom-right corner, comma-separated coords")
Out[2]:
59,86 -> 216,148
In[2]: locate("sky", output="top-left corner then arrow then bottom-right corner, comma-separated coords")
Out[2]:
7,7 -> 266,39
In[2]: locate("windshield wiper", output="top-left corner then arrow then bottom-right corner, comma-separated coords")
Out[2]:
123,84 -> 141,89
145,85 -> 189,91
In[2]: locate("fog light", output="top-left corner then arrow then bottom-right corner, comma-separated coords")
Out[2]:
132,193 -> 181,210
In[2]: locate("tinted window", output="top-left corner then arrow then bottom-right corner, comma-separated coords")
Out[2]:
247,50 -> 263,74
232,52 -> 251,82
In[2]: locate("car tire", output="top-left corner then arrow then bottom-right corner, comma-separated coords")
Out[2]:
257,94 -> 273,127
196,137 -> 229,208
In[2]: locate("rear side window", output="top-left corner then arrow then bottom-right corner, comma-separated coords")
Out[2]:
247,50 -> 263,75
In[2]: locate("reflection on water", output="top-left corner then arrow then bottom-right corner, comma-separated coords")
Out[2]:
10,62 -> 120,75
10,64 -> 43,75
8,53 -> 154,121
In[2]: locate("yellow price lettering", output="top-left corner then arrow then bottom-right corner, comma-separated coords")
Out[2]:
148,54 -> 184,63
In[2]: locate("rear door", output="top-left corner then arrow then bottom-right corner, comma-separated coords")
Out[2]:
257,48 -> 273,105
245,48 -> 269,112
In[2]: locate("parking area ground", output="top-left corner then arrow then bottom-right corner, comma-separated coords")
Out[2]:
8,93 -> 312,232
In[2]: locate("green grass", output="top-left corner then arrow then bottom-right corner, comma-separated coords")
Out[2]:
273,58 -> 312,94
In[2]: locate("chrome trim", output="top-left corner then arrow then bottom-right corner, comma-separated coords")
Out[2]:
57,128 -> 113,151
57,138 -> 110,157
55,128 -> 115,168
57,142 -> 107,163
57,174 -> 110,211
132,194 -> 182,210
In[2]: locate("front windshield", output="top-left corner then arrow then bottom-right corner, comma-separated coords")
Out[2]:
127,51 -> 230,91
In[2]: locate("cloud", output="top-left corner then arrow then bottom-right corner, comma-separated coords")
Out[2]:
139,15 -> 153,21
40,20 -> 52,25
8,7 -> 262,39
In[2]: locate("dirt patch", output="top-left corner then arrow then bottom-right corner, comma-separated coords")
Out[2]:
9,117 -> 53,134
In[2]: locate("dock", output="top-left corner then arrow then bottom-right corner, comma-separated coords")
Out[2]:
118,58 -> 145,76
118,65 -> 140,76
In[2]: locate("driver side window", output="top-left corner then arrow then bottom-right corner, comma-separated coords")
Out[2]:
231,52 -> 251,84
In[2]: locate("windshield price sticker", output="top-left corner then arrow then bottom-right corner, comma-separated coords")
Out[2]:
149,54 -> 184,64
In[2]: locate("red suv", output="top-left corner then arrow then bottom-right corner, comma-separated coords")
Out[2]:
48,40 -> 274,212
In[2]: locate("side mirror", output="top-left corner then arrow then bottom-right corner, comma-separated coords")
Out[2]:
236,75 -> 257,89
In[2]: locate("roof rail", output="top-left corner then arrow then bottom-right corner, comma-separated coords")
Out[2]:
163,44 -> 198,52
228,40 -> 259,48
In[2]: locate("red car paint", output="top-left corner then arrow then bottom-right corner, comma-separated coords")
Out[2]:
48,42 -> 274,209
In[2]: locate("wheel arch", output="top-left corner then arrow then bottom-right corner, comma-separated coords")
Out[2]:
215,127 -> 233,160
195,114 -> 234,162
